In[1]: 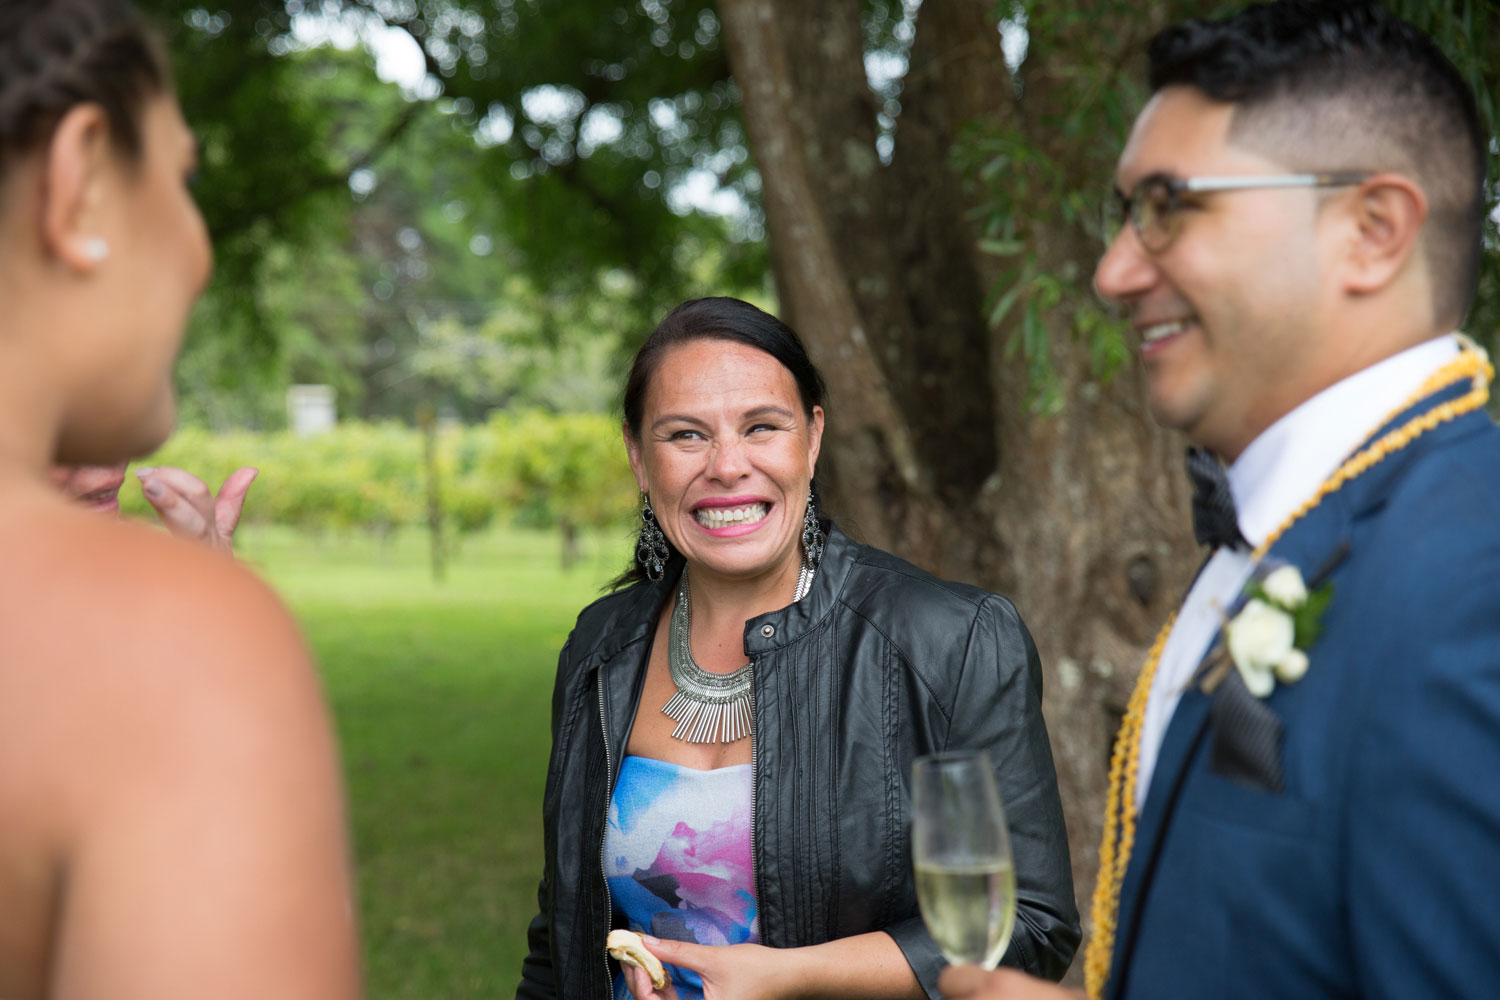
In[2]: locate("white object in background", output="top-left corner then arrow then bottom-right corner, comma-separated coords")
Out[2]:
287,384 -> 336,436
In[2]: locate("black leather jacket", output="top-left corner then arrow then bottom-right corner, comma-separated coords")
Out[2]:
518,525 -> 1079,1000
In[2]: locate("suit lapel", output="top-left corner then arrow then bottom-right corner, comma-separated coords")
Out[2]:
1107,384 -> 1491,998
1108,490 -> 1356,999
1105,681 -> 1210,999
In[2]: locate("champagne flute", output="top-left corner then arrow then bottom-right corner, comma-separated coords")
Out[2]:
911,750 -> 1016,969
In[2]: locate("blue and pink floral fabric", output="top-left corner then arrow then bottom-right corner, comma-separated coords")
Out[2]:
605,755 -> 759,1000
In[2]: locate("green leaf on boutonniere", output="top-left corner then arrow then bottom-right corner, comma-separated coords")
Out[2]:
1293,582 -> 1334,649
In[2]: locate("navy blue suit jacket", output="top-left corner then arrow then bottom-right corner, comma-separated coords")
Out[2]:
1108,382 -> 1500,999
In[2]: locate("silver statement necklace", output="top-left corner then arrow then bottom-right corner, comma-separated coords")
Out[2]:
662,561 -> 814,744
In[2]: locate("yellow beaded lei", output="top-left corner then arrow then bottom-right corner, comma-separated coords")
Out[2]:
1083,345 -> 1494,1000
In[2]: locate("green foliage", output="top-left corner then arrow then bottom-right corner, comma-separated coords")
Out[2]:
127,423 -> 423,531
138,3 -> 355,359
1292,582 -> 1335,651
960,0 -> 1500,414
129,4 -> 774,429
402,273 -> 633,420
139,0 -> 766,379
955,0 -> 1179,413
479,410 -> 639,533
153,39 -> 520,427
1386,0 -> 1500,342
122,415 -> 638,543
321,0 -> 767,306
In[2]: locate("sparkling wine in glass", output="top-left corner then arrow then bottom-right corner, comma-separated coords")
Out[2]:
911,750 -> 1016,969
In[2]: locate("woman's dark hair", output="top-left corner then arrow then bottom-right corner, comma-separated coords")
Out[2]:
0,0 -> 168,180
622,297 -> 827,438
612,296 -> 829,590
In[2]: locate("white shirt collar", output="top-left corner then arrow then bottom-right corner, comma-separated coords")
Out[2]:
1228,336 -> 1462,548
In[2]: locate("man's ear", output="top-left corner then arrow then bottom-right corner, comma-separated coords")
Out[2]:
1337,173 -> 1427,297
41,102 -> 115,274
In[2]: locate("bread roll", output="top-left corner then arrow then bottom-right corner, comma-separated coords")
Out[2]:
606,929 -> 668,990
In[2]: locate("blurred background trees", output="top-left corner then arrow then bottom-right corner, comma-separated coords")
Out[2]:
133,0 -> 1499,988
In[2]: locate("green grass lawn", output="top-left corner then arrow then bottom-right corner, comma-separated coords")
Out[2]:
237,524 -> 631,999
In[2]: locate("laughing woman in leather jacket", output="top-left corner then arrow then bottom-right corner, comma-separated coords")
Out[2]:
517,297 -> 1079,1000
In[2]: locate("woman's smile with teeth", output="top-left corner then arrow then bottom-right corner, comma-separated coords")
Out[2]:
695,502 -> 769,527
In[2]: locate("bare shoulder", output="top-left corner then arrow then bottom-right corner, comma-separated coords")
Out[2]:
2,502 -> 308,682
0,498 -> 330,812
0,497 -> 358,1000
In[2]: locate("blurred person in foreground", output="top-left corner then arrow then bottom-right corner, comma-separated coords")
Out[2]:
941,2 -> 1499,999
0,2 -> 358,997
517,296 -> 1079,1000
51,462 -> 258,553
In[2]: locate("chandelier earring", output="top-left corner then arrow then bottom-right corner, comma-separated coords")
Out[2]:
801,486 -> 825,568
635,493 -> 670,581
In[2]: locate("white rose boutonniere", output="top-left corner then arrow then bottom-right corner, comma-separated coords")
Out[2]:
1202,562 -> 1332,698
1225,599 -> 1295,696
1261,565 -> 1308,606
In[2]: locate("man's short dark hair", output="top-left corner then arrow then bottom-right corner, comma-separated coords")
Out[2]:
1149,0 -> 1487,328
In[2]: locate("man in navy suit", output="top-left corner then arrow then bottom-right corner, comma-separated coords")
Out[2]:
942,2 -> 1498,998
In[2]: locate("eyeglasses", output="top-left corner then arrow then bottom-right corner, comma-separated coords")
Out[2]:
1106,171 -> 1373,253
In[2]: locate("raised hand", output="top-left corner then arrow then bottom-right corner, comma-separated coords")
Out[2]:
137,465 -> 258,554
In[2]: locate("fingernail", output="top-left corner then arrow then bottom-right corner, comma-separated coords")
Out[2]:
144,480 -> 164,499
134,467 -> 154,478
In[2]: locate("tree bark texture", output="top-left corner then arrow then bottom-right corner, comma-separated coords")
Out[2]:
719,0 -> 1202,981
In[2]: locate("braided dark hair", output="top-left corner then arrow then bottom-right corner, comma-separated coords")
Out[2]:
0,0 -> 167,178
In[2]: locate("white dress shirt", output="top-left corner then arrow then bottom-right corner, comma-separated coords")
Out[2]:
1133,335 -> 1461,811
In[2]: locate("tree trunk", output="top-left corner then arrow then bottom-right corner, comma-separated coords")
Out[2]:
559,518 -> 580,571
719,0 -> 1201,980
418,402 -> 446,584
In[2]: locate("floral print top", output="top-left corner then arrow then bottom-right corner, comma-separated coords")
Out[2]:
605,755 -> 759,999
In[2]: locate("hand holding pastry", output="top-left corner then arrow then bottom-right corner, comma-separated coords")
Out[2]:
608,929 -> 668,992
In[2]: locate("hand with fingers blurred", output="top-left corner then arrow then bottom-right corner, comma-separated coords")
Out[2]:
136,465 -> 258,554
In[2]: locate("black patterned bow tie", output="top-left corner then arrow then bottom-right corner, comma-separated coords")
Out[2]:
1186,447 -> 1247,551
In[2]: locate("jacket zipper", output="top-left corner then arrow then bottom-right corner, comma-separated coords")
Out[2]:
596,625 -> 762,994
597,669 -> 616,1000
749,668 -> 761,943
